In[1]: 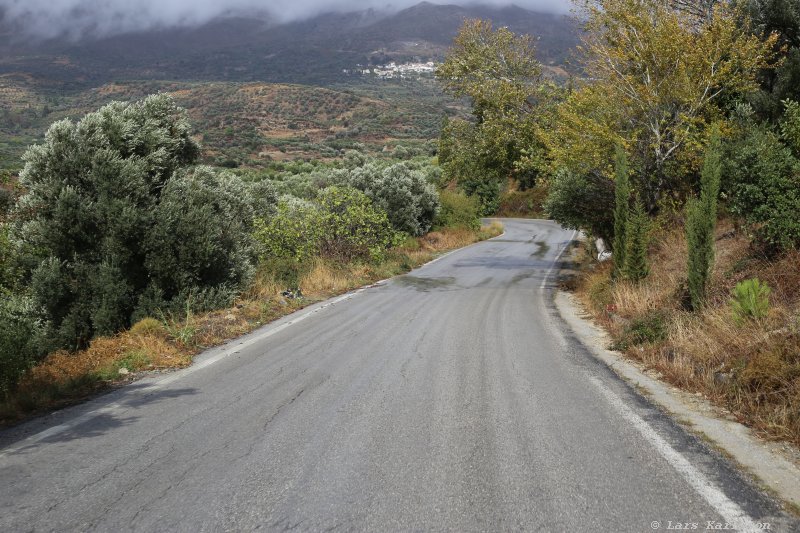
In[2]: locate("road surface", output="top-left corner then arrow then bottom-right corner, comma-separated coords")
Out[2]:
0,219 -> 795,532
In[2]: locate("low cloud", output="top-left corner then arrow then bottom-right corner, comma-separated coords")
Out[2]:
2,0 -> 571,40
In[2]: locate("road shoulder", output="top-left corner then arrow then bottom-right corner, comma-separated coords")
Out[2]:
554,288 -> 800,513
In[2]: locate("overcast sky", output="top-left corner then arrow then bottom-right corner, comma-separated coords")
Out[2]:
2,0 -> 572,40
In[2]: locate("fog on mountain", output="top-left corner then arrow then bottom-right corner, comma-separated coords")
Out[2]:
2,0 -> 571,39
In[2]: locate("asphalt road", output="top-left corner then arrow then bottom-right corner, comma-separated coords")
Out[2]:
1,219 -> 796,532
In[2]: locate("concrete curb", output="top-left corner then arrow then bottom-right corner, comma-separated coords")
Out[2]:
554,289 -> 800,512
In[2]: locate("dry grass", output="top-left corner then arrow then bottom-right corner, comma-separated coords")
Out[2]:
0,222 -> 502,426
575,220 -> 800,445
300,258 -> 371,298
299,223 -> 503,299
1,329 -> 191,422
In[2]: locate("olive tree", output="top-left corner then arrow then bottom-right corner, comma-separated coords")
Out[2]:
15,94 -> 272,349
348,162 -> 439,236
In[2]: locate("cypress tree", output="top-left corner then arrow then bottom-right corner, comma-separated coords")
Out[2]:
612,145 -> 630,279
686,127 -> 723,310
623,198 -> 650,281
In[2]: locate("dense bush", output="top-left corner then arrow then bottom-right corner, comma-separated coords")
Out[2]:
434,190 -> 481,230
544,168 -> 615,243
348,162 -> 439,236
623,199 -> 650,282
0,187 -> 13,216
15,95 -> 270,349
460,175 -> 501,216
141,166 -> 271,317
612,147 -> 630,279
0,223 -> 16,292
255,187 -> 396,266
269,168 -> 347,199
316,186 -> 397,261
686,130 -> 722,309
0,295 -> 41,396
264,158 -> 440,236
723,102 -> 800,252
254,196 -> 323,264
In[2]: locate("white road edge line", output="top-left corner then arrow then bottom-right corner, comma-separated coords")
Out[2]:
1,225 -> 511,456
588,376 -> 761,532
540,229 -> 578,290
556,230 -> 759,529
0,288 -> 367,457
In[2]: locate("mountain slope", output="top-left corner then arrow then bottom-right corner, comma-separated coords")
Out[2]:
0,2 -> 578,87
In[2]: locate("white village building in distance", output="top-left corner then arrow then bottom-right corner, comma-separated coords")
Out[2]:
344,61 -> 438,79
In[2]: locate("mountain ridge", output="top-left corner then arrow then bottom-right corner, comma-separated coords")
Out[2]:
0,2 -> 578,88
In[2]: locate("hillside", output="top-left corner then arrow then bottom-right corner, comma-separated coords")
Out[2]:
0,3 -> 578,88
0,2 -> 578,170
0,76 -> 463,169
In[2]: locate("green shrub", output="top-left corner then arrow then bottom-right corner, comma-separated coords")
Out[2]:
460,175 -> 501,216
16,95 -> 269,350
781,99 -> 800,152
254,196 -> 323,264
612,146 -> 630,279
0,223 -> 17,292
613,311 -> 668,350
316,186 -> 396,262
731,278 -> 771,322
348,162 -> 439,236
434,190 -> 480,230
723,102 -> 800,252
144,166 -> 261,307
0,296 -> 41,397
269,168 -> 348,199
623,199 -> 650,282
0,187 -> 13,216
686,128 -> 722,309
255,187 -> 396,267
544,168 -> 616,244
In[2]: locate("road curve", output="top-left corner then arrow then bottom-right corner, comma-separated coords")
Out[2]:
0,219 -> 795,532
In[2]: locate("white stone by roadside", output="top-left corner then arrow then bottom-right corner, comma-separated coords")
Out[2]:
555,290 -> 800,511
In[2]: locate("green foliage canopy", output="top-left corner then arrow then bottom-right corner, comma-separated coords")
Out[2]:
543,169 -> 616,244
723,101 -> 800,252
436,19 -> 549,211
348,162 -> 439,236
14,94 -> 272,349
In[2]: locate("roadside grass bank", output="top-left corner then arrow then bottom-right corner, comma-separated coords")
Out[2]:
569,220 -> 800,446
0,222 -> 502,427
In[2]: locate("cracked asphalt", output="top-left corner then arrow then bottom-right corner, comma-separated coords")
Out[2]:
0,219 -> 797,532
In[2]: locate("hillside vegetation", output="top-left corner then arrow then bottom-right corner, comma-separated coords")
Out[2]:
0,77 -> 460,170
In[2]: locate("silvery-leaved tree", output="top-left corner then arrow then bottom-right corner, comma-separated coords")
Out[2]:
16,94 -> 274,350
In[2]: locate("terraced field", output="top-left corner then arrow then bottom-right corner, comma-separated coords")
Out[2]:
0,77 -> 462,169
